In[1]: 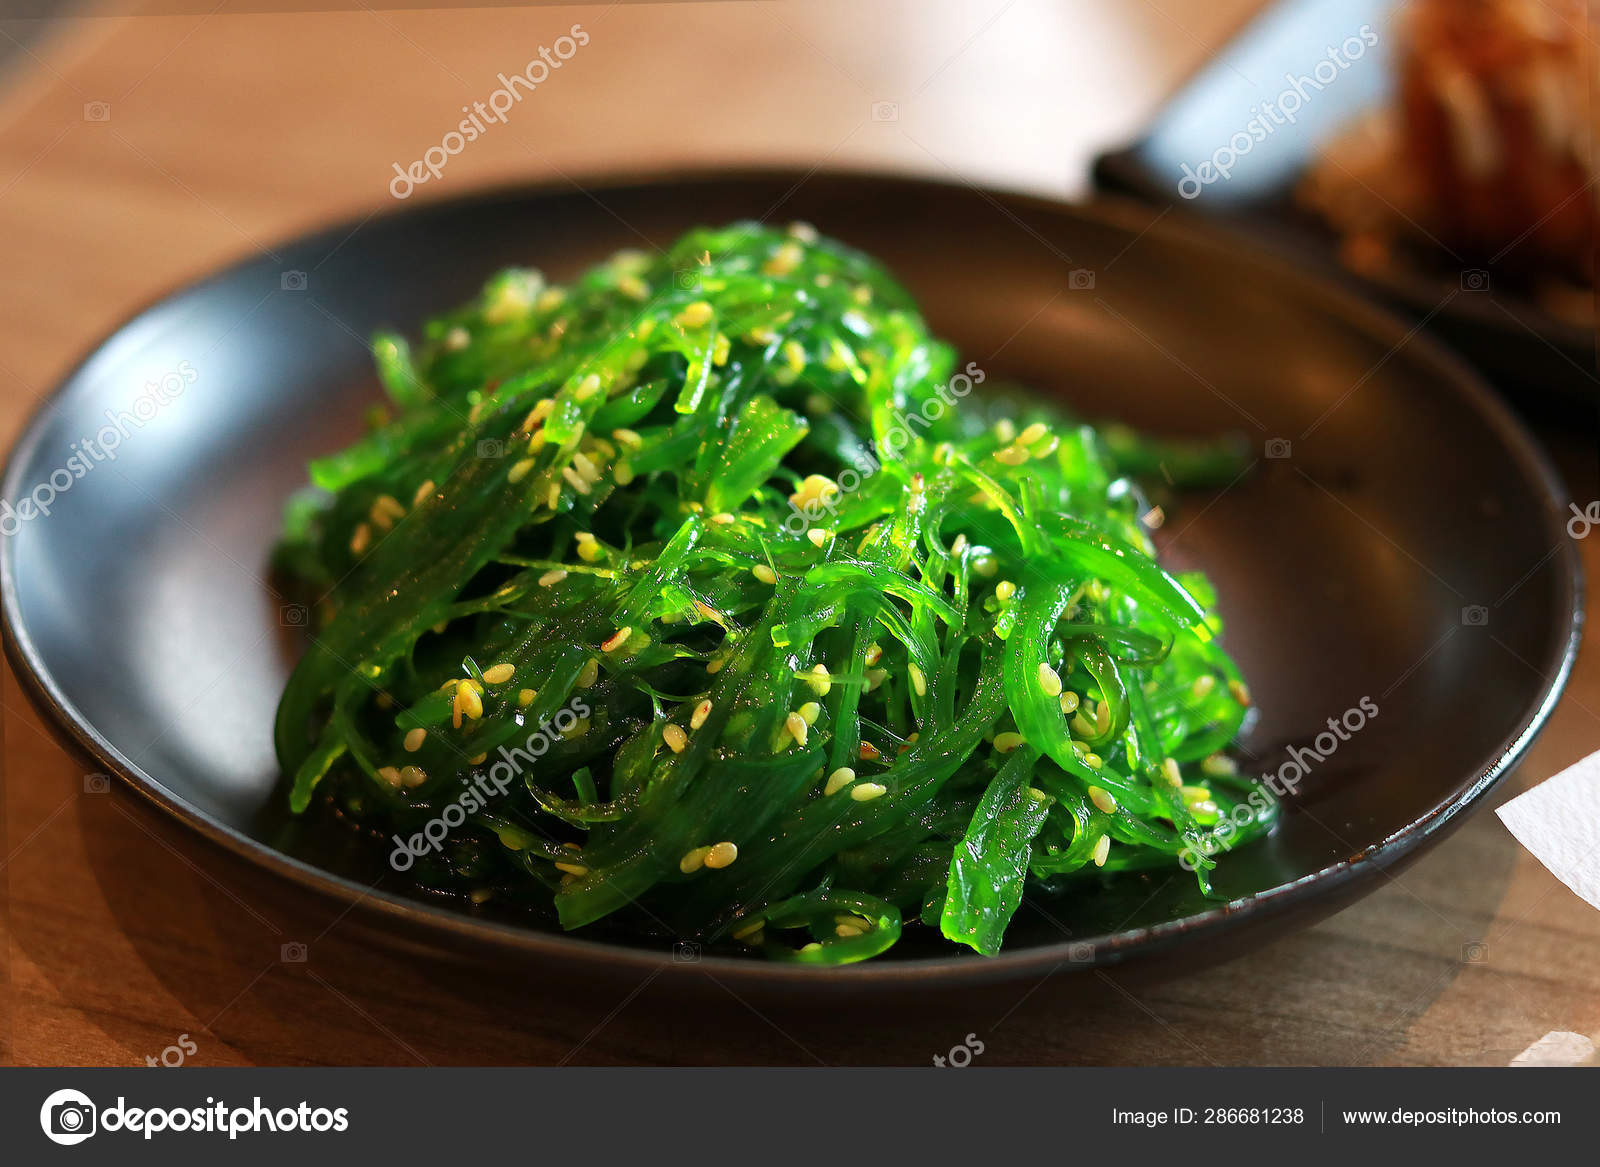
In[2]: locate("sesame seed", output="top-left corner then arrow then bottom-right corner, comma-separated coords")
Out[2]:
544,483 -> 561,509
801,942 -> 822,953
1228,679 -> 1252,706
836,923 -> 866,938
576,373 -> 602,400
399,765 -> 428,788
732,918 -> 766,940
787,221 -> 818,243
995,444 -> 1029,466
538,569 -> 567,587
995,579 -> 1016,602
601,626 -> 632,653
1092,835 -> 1111,867
752,564 -> 777,585
994,419 -> 1017,443
445,326 -> 471,351
349,523 -> 371,555
951,533 -> 968,556
824,767 -> 856,795
663,724 -> 688,753
785,712 -> 808,747
797,701 -> 821,726
481,663 -> 515,685
865,668 -> 888,692
612,427 -> 642,449
675,301 -> 714,329
703,841 -> 739,869
554,861 -> 587,875
517,688 -> 536,707
803,664 -> 832,696
1161,758 -> 1183,786
764,242 -> 803,277
403,728 -> 427,752
370,494 -> 405,529
1200,754 -> 1237,777
468,753 -> 487,765
561,466 -> 591,495
577,658 -> 599,688
1059,691 -> 1080,715
1018,422 -> 1048,445
508,458 -> 536,484
1037,662 -> 1063,697
863,643 -> 883,666
412,479 -> 436,507
706,658 -> 725,674
618,274 -> 649,301
572,451 -> 599,482
908,663 -> 927,697
376,765 -> 402,788
690,699 -> 713,730
807,527 -> 831,548
678,846 -> 710,873
1089,786 -> 1117,814
711,512 -> 737,524
563,717 -> 590,739
993,732 -> 1025,753
1083,753 -> 1103,770
454,680 -> 483,723
614,461 -> 635,486
1191,675 -> 1216,699
851,782 -> 887,802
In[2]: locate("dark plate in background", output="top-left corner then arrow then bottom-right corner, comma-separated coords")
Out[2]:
0,170 -> 1583,989
1094,0 -> 1599,414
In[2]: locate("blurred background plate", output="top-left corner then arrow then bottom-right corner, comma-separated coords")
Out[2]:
0,171 -> 1583,989
1094,0 -> 1599,415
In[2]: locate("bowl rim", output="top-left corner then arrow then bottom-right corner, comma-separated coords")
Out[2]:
0,165 -> 1585,989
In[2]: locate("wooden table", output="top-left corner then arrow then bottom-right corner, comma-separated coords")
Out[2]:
3,0 -> 1597,1067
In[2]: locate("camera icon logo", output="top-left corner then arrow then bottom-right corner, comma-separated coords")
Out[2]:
1067,941 -> 1095,963
278,603 -> 309,627
83,101 -> 110,122
871,100 -> 899,122
1461,605 -> 1489,627
672,940 -> 702,963
1462,940 -> 1489,963
1265,438 -> 1292,459
1459,269 -> 1490,292
1068,269 -> 1096,290
281,941 -> 308,962
280,270 -> 308,292
40,1088 -> 97,1145
83,773 -> 110,794
673,269 -> 701,291
476,438 -> 505,459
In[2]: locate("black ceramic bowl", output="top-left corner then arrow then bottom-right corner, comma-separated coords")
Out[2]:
0,170 -> 1582,989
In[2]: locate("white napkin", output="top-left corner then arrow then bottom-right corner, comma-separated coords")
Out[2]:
1497,750 -> 1600,910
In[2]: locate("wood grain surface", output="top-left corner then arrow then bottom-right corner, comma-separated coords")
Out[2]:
2,0 -> 1597,1067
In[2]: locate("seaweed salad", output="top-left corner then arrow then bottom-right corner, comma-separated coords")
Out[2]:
274,221 -> 1274,964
